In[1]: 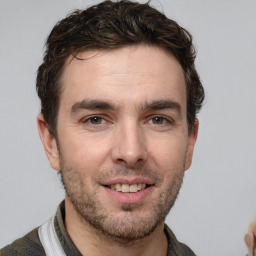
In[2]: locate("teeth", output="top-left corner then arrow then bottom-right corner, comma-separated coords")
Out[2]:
108,183 -> 148,193
129,184 -> 137,193
121,184 -> 129,192
116,184 -> 122,192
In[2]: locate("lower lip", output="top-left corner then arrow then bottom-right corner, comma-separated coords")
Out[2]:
102,186 -> 154,204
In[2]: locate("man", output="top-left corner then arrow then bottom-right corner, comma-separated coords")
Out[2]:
1,1 -> 255,255
0,0 -> 212,255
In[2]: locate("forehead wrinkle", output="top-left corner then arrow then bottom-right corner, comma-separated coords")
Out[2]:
102,72 -> 168,83
101,73 -> 170,88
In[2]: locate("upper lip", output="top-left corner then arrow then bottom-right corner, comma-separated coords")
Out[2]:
100,177 -> 154,186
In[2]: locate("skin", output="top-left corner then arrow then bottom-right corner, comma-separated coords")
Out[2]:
245,219 -> 256,256
37,45 -> 198,256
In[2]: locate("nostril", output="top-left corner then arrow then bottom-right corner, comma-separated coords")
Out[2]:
115,158 -> 144,169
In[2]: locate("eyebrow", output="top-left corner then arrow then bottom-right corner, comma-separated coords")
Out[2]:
142,99 -> 181,113
71,99 -> 116,114
70,99 -> 182,115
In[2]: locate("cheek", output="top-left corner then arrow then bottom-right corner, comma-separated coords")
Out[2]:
148,135 -> 188,172
60,133 -> 111,175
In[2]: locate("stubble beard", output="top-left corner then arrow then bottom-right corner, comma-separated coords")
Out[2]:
59,155 -> 185,244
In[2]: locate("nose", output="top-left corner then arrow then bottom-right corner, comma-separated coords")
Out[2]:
111,122 -> 147,168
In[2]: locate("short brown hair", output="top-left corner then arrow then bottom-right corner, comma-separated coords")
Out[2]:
36,0 -> 204,136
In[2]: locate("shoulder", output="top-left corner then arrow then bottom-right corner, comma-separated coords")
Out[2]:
177,242 -> 196,256
0,228 -> 45,256
164,224 -> 196,256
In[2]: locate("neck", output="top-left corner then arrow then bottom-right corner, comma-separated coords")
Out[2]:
64,198 -> 168,256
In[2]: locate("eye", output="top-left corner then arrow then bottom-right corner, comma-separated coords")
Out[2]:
83,116 -> 106,125
149,116 -> 168,125
90,116 -> 103,124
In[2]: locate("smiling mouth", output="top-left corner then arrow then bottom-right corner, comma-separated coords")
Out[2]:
104,183 -> 151,193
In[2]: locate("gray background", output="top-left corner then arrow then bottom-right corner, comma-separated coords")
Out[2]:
0,0 -> 256,255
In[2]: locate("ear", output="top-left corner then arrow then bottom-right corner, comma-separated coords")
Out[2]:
37,114 -> 60,170
184,119 -> 199,171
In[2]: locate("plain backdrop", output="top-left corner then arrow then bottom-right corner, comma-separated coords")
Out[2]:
0,0 -> 256,255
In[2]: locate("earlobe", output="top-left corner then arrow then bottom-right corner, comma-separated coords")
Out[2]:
37,114 -> 60,170
184,119 -> 199,171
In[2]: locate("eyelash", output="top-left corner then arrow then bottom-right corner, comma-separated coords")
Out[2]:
81,115 -> 173,126
148,116 -> 170,125
82,115 -> 107,125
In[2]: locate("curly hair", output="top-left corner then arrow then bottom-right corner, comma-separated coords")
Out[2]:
36,0 -> 204,136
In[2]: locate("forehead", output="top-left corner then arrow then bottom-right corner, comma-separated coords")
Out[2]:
60,45 -> 186,111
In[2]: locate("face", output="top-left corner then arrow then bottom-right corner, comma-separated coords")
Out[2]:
38,45 -> 198,242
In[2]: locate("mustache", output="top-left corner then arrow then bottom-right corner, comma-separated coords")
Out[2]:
93,166 -> 163,185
